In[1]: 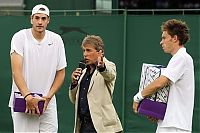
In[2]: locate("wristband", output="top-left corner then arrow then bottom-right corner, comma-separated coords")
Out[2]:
133,91 -> 144,103
24,93 -> 31,100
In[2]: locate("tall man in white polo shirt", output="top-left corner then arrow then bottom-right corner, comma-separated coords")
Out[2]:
9,4 -> 67,132
133,19 -> 195,133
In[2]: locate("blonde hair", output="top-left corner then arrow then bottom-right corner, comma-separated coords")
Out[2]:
81,35 -> 104,52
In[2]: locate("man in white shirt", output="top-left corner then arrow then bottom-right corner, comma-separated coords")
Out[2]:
9,4 -> 67,132
133,19 -> 194,133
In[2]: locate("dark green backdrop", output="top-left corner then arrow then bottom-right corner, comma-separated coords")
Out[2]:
0,14 -> 199,133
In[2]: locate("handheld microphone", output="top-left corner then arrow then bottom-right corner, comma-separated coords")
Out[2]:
76,59 -> 86,81
78,59 -> 86,70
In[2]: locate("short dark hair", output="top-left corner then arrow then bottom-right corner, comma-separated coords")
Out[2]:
161,19 -> 190,46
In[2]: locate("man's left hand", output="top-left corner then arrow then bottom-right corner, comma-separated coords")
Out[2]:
42,96 -> 51,113
97,50 -> 104,68
133,101 -> 139,113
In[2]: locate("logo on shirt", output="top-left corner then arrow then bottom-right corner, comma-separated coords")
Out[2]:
48,43 -> 53,46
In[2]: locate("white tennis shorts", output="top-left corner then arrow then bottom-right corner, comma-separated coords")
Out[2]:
156,126 -> 191,133
11,99 -> 58,133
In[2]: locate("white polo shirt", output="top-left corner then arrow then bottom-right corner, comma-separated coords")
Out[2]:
9,28 -> 67,107
158,47 -> 195,131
